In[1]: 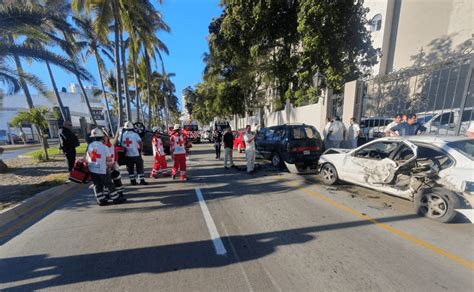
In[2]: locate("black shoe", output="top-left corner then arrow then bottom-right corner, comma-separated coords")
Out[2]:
114,196 -> 127,204
130,179 -> 137,185
172,174 -> 176,180
139,180 -> 148,185
98,200 -> 108,206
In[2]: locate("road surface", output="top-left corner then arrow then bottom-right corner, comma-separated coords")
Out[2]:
1,143 -> 473,291
2,146 -> 41,160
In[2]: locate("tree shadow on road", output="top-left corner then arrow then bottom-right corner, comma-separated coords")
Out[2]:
0,214 -> 419,291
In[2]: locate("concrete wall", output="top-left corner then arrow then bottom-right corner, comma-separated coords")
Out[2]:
230,91 -> 331,133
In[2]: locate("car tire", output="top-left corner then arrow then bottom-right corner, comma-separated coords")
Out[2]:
414,187 -> 460,223
320,163 -> 338,185
271,152 -> 282,168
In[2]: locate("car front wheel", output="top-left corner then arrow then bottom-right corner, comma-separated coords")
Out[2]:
414,188 -> 460,223
320,163 -> 338,185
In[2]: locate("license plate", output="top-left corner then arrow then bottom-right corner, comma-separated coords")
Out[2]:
303,150 -> 310,155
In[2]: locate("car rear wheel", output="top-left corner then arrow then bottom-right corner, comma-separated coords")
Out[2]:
271,152 -> 282,168
321,163 -> 338,185
414,188 -> 460,223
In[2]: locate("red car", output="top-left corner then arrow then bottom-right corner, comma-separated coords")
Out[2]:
232,130 -> 246,153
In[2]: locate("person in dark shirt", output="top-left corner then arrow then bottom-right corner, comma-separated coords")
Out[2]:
59,121 -> 80,171
389,114 -> 426,136
213,130 -> 223,159
223,127 -> 235,169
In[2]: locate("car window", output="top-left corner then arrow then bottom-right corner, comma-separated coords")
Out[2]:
415,145 -> 453,169
257,129 -> 266,140
304,126 -> 320,139
393,144 -> 415,162
434,112 -> 454,125
447,140 -> 474,160
265,129 -> 274,140
272,128 -> 284,141
461,109 -> 473,122
291,127 -> 306,140
354,141 -> 399,160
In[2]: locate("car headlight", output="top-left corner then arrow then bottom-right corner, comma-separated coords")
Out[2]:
462,181 -> 474,193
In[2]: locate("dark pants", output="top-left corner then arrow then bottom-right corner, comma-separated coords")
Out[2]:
110,169 -> 124,193
91,171 -> 118,204
126,156 -> 145,182
65,150 -> 76,172
214,142 -> 221,159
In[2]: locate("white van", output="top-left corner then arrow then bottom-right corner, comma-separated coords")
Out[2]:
417,108 -> 473,136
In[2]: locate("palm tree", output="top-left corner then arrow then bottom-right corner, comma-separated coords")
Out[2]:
74,16 -> 115,132
72,0 -> 125,129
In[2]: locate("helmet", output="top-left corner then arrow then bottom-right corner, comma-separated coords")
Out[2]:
90,128 -> 104,138
124,121 -> 134,129
173,124 -> 181,131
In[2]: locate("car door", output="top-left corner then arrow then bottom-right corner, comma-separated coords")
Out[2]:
340,140 -> 401,184
255,128 -> 267,157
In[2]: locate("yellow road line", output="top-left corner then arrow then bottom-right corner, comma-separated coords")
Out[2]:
288,181 -> 474,271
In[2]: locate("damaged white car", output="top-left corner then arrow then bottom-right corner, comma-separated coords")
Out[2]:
318,136 -> 474,223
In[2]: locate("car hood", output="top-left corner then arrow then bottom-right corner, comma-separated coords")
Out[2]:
323,148 -> 352,154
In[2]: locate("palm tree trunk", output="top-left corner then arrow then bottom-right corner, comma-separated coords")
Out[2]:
112,0 -> 124,131
145,51 -> 152,129
95,52 -> 114,133
9,35 -> 34,110
132,64 -> 140,122
75,73 -> 98,125
46,61 -> 67,121
118,24 -> 131,121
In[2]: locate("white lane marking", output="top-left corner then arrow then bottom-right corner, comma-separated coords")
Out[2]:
195,188 -> 227,255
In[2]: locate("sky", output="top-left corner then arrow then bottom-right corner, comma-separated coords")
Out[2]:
11,0 -> 223,111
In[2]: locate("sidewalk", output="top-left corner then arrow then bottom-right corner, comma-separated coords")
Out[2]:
1,144 -> 41,151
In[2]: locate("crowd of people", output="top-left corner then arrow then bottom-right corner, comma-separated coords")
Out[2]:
59,121 -> 192,206
322,113 -> 429,149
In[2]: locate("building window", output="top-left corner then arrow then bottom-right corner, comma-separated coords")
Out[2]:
370,14 -> 382,32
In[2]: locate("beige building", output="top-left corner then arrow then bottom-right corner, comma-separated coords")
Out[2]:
365,0 -> 473,75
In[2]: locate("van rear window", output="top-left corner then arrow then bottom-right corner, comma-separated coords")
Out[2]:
291,126 -> 318,140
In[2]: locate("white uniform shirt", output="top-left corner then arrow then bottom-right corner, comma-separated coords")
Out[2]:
87,141 -> 108,174
323,122 -> 332,139
152,137 -> 165,156
348,123 -> 360,141
243,131 -> 255,151
171,133 -> 186,154
328,121 -> 344,141
120,130 -> 142,157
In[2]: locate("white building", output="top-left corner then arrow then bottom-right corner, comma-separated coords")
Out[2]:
0,83 -> 107,139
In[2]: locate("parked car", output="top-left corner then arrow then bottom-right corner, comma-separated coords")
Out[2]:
256,123 -> 323,173
318,136 -> 474,223
233,130 -> 245,153
417,107 -> 473,136
201,130 -> 210,142
358,117 -> 393,144
141,131 -> 171,155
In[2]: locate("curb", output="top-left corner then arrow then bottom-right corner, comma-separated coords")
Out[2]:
0,181 -> 89,231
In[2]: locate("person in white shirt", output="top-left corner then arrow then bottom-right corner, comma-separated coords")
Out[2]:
348,117 -> 360,149
119,121 -> 147,185
243,124 -> 257,174
322,117 -> 332,149
384,114 -> 402,137
87,128 -> 126,206
327,116 -> 344,148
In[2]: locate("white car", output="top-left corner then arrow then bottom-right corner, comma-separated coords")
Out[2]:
318,136 -> 474,223
417,107 -> 473,136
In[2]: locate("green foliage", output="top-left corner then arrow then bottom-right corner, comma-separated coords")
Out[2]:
189,0 -> 377,117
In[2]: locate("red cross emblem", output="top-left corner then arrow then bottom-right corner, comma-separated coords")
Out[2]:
176,139 -> 184,147
124,138 -> 133,147
90,149 -> 101,162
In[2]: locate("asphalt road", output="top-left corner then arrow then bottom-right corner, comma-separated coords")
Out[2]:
2,146 -> 41,160
1,143 -> 473,291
